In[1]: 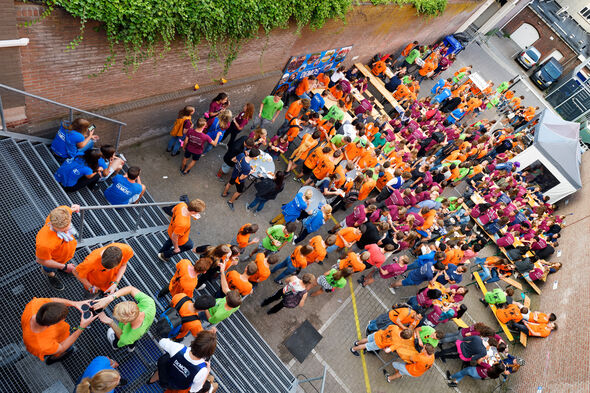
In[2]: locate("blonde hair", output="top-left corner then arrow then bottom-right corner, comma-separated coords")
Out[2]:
303,190 -> 313,200
49,207 -> 71,230
322,205 -> 332,216
76,369 -> 120,393
113,301 -> 139,323
218,110 -> 232,128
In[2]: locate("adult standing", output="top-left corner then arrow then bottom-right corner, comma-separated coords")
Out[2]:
295,205 -> 333,244
35,205 -> 79,290
252,92 -> 284,130
260,274 -> 316,314
221,148 -> 261,211
73,243 -> 133,296
247,171 -> 285,214
148,330 -> 218,393
181,119 -> 221,175
206,93 -> 230,127
75,356 -> 123,392
217,136 -> 254,180
158,199 -> 206,261
222,103 -> 254,146
165,106 -> 194,156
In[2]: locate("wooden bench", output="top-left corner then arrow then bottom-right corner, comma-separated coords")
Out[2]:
520,295 -> 531,346
355,63 -> 402,109
520,273 -> 542,295
452,318 -> 469,328
500,276 -> 523,290
473,272 -> 514,342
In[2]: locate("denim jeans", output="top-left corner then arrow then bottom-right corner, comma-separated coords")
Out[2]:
248,197 -> 268,212
167,136 -> 182,155
439,330 -> 463,344
450,366 -> 481,382
271,256 -> 297,282
159,237 -> 194,259
326,244 -> 340,254
407,296 -> 422,313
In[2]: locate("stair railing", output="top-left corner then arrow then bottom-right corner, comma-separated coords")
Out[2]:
78,201 -> 176,243
0,83 -> 126,150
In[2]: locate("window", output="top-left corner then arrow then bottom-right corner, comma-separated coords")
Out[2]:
580,6 -> 590,22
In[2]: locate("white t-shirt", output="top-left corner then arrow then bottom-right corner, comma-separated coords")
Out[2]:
284,278 -> 305,294
158,338 -> 209,392
331,71 -> 345,83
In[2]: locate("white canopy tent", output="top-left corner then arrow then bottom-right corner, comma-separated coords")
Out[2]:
511,110 -> 582,203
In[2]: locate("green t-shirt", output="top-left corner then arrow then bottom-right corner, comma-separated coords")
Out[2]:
496,81 -> 509,94
331,134 -> 346,148
117,291 -> 156,347
326,269 -> 347,289
372,132 -> 387,148
401,75 -> 412,85
405,49 -> 420,64
261,95 -> 284,120
382,142 -> 396,156
262,225 -> 293,252
324,106 -> 344,123
419,326 -> 439,348
208,297 -> 239,324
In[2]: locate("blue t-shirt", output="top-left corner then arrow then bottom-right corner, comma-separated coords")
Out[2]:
54,157 -> 92,187
303,206 -> 326,232
76,356 -> 115,393
417,199 -> 442,210
310,93 -> 325,113
432,88 -> 451,104
408,262 -> 434,283
446,109 -> 464,124
205,117 -> 226,141
231,153 -> 252,179
281,192 -> 308,222
437,263 -> 463,285
431,79 -> 445,95
104,174 -> 143,204
51,124 -> 86,159
385,76 -> 401,92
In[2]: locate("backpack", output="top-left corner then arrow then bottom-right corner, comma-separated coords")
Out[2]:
484,288 -> 506,305
156,296 -> 199,338
283,290 -> 306,309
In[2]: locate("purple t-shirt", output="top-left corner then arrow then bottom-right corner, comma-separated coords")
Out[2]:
234,111 -> 250,129
185,129 -> 213,155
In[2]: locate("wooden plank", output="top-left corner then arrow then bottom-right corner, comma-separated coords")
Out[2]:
500,276 -> 523,290
473,272 -> 515,342
522,274 -> 542,295
453,318 -> 469,328
355,63 -> 401,109
520,295 -> 530,346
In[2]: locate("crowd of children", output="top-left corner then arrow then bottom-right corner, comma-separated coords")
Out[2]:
24,37 -> 566,393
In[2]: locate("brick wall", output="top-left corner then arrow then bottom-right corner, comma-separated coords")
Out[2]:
0,0 -> 25,115
13,1 -> 480,144
503,6 -> 579,72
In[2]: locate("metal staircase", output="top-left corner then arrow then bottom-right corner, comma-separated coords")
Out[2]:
0,133 -> 296,392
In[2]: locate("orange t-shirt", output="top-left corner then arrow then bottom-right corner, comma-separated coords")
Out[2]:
358,178 -> 376,201
406,351 -> 434,377
523,107 -> 535,121
248,253 -> 270,283
291,246 -> 308,269
374,324 -> 401,349
419,61 -> 435,76
295,77 -> 310,96
236,224 -> 252,248
35,206 -> 77,264
170,294 -> 202,339
329,86 -> 344,101
394,84 -> 410,100
304,148 -> 325,169
317,73 -> 330,88
442,248 -> 464,266
510,97 -> 522,109
317,119 -> 336,140
376,170 -> 393,191
286,118 -> 302,142
388,307 -> 417,326
313,155 -> 335,180
285,100 -> 304,120
306,235 -> 327,264
525,321 -> 552,337
358,151 -> 378,169
529,312 -> 550,324
496,304 -> 523,324
372,61 -> 386,76
168,203 -> 191,245
401,43 -> 414,57
344,143 -> 363,162
75,243 -> 133,292
226,271 -> 252,296
291,133 -> 318,161
335,227 -> 362,248
418,210 -> 436,230
21,298 -> 70,360
168,259 -> 199,297
504,90 -> 515,100
339,252 -> 366,272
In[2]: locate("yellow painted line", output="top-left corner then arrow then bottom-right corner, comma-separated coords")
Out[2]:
348,277 -> 372,393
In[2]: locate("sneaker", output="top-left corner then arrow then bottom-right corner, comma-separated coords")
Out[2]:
245,203 -> 252,212
388,287 -> 396,295
275,280 -> 284,286
446,370 -> 452,380
383,369 -> 392,383
107,328 -> 119,350
349,347 -> 360,357
126,344 -> 136,353
447,381 -> 458,387
157,253 -> 170,262
47,275 -> 64,291
227,201 -> 235,211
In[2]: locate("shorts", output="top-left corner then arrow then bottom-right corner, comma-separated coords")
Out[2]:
183,150 -> 202,161
376,188 -> 392,202
302,165 -> 313,176
362,261 -> 373,270
365,333 -> 380,352
391,362 -> 414,377
221,162 -> 232,174
229,176 -> 246,193
317,275 -> 335,292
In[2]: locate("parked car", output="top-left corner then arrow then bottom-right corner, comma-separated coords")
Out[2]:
530,58 -> 564,90
516,46 -> 541,70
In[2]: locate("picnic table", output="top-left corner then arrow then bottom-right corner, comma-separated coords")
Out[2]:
473,272 -> 514,342
355,63 -> 403,111
299,186 -> 327,213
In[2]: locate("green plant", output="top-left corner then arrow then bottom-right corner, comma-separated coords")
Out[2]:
35,0 -> 447,74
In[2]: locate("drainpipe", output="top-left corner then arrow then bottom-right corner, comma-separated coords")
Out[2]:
0,38 -> 29,48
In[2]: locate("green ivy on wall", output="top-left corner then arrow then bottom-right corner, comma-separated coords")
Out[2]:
36,0 -> 447,74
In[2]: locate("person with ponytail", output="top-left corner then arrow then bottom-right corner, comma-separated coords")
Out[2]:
167,106 -> 195,156
76,356 -> 123,393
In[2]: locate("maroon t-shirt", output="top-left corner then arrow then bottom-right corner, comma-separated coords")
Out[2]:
185,129 -> 213,155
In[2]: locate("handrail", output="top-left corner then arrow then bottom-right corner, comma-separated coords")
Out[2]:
78,201 -> 176,241
0,83 -> 126,149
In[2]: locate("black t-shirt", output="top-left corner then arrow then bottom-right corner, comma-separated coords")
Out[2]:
356,222 -> 380,249
223,135 -> 248,166
459,336 -> 486,360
